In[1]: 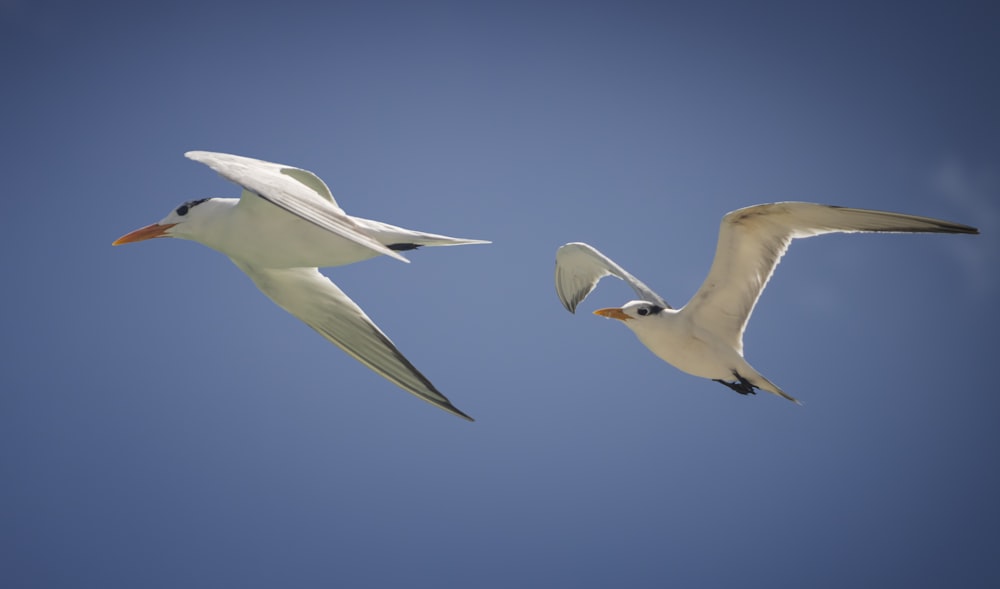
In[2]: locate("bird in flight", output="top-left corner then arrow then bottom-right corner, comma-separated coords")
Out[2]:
555,202 -> 978,404
114,151 -> 488,420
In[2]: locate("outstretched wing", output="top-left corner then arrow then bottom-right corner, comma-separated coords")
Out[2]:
185,150 -> 407,263
234,263 -> 473,421
683,202 -> 978,352
554,242 -> 670,313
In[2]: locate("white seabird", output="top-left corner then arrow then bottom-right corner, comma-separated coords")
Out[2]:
555,202 -> 978,403
114,151 -> 488,420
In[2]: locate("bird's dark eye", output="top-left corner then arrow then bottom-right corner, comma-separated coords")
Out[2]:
637,308 -> 649,316
175,199 -> 208,217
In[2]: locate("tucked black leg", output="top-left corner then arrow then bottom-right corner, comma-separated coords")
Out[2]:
388,243 -> 422,251
713,372 -> 759,396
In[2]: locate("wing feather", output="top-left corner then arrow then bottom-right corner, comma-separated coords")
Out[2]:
234,263 -> 473,421
185,151 -> 407,263
683,202 -> 979,352
554,242 -> 669,313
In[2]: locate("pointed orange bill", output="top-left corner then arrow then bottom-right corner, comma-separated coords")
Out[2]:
593,307 -> 631,321
112,223 -> 177,246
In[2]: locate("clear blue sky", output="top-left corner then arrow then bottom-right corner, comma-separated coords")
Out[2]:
2,1 -> 998,587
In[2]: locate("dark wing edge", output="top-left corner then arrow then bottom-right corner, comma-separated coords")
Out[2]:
554,242 -> 669,313
235,263 -> 473,421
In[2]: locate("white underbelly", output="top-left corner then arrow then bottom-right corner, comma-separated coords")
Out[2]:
635,325 -> 741,380
202,208 -> 386,268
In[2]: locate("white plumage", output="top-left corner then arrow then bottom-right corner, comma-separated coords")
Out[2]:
114,151 -> 488,420
555,202 -> 978,403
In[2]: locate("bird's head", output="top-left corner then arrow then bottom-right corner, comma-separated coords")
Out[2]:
593,300 -> 667,324
112,198 -> 216,245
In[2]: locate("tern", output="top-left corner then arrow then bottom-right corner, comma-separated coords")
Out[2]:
114,151 -> 488,420
555,202 -> 978,404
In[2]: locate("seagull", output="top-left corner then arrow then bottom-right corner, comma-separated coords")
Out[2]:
114,151 -> 488,420
555,202 -> 978,404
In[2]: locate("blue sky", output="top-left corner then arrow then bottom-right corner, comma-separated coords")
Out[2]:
2,1 -> 998,587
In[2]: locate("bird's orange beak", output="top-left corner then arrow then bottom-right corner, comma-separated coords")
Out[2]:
112,223 -> 176,246
594,307 -> 631,321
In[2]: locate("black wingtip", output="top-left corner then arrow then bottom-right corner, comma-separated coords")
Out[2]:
922,222 -> 979,235
446,403 -> 475,422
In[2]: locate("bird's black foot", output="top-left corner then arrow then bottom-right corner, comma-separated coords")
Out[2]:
713,372 -> 759,396
388,243 -> 422,251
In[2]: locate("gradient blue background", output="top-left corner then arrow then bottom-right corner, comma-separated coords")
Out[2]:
3,1 -> 998,587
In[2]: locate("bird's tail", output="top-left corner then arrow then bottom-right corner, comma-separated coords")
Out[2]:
753,372 -> 801,405
353,217 -> 490,249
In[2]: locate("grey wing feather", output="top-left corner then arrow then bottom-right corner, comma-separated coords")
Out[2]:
555,242 -> 669,313
234,263 -> 473,421
185,150 -> 408,263
683,202 -> 979,352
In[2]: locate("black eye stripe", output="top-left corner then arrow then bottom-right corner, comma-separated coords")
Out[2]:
176,198 -> 209,216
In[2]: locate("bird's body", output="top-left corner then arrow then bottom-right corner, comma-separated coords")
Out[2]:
611,301 -> 788,399
555,202 -> 978,404
114,151 -> 487,420
168,196 -> 475,268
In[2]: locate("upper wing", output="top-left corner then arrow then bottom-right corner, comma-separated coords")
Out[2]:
234,263 -> 473,421
554,242 -> 669,313
185,150 -> 408,263
683,202 -> 979,352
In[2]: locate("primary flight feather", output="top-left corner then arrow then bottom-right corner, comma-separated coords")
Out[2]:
555,202 -> 978,403
114,151 -> 488,420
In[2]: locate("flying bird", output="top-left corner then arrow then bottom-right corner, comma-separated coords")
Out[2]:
114,151 -> 488,420
554,202 -> 978,404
